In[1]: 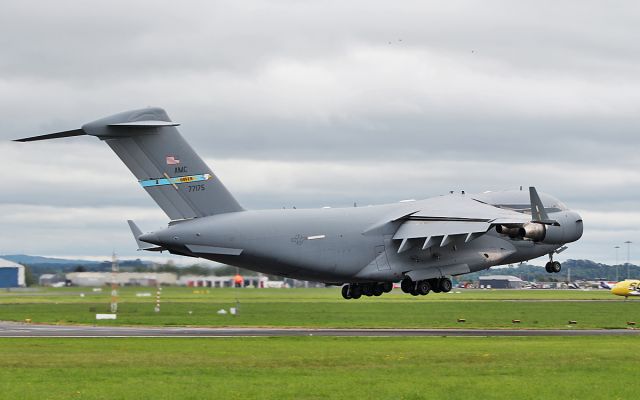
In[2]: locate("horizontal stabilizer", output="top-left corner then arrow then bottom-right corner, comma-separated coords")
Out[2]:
13,129 -> 85,142
12,120 -> 178,142
108,121 -> 180,128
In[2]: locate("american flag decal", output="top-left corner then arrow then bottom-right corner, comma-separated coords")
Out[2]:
166,155 -> 180,165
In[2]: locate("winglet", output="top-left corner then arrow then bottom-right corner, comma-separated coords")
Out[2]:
529,187 -> 557,225
529,187 -> 549,221
127,220 -> 164,252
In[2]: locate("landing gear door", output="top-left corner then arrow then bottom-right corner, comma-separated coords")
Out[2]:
375,245 -> 391,271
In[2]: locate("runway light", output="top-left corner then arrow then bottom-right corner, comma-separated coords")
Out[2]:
627,321 -> 636,326
568,320 -> 577,325
512,320 -> 521,324
457,318 -> 466,323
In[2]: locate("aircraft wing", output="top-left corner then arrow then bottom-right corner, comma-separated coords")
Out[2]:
389,195 -> 530,253
393,220 -> 490,252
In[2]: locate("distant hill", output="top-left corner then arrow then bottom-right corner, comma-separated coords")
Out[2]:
3,255 -> 638,283
464,259 -> 640,282
0,254 -> 151,278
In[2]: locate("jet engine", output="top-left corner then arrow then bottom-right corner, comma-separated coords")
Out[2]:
521,222 -> 563,244
495,225 -> 524,238
497,211 -> 583,245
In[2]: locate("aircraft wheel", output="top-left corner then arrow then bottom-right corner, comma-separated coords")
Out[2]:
373,284 -> 384,296
545,262 -> 553,273
416,280 -> 431,296
401,278 -> 413,293
362,284 -> 374,297
382,282 -> 393,293
350,285 -> 362,299
439,278 -> 453,293
341,285 -> 351,300
552,261 -> 562,273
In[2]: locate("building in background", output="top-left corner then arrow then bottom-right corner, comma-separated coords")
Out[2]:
65,272 -> 177,287
0,258 -> 26,288
479,275 -> 525,289
38,274 -> 65,287
177,275 -> 288,288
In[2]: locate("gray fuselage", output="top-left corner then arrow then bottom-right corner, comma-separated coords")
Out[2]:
141,190 -> 582,283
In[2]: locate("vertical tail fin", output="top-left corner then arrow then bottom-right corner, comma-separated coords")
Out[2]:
15,107 -> 243,220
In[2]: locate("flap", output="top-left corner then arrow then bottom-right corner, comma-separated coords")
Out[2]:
393,220 -> 490,240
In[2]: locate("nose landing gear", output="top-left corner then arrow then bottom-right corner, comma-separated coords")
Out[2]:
545,253 -> 562,273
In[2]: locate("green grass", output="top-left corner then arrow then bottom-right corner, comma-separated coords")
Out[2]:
0,336 -> 638,400
1,288 -> 638,329
0,286 -> 622,303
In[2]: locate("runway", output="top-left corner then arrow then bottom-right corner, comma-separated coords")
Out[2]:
0,321 -> 638,337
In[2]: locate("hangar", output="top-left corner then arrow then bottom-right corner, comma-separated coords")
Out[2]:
65,272 -> 177,287
479,275 -> 525,289
0,258 -> 26,288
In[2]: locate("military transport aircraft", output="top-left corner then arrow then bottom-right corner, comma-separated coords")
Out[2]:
15,108 -> 584,299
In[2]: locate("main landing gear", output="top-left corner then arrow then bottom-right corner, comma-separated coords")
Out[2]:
341,277 -> 453,299
400,276 -> 452,297
341,282 -> 393,299
545,253 -> 562,273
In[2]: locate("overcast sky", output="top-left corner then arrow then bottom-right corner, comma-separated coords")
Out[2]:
1,0 -> 639,265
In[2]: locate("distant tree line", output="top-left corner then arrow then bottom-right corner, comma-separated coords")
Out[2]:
462,259 -> 640,282
18,258 -> 640,287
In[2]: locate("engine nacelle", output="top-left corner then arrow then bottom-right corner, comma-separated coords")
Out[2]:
522,222 -> 545,241
522,222 -> 568,244
496,209 -> 583,245
495,225 -> 525,237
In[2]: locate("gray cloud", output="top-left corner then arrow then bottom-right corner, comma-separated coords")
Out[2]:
1,0 -> 639,264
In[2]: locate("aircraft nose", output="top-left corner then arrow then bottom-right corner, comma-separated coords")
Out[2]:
561,210 -> 583,243
573,212 -> 584,241
612,286 -> 628,296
